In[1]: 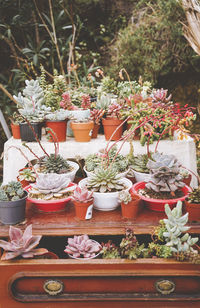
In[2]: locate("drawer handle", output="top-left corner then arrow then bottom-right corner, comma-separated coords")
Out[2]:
43,279 -> 64,296
155,279 -> 175,295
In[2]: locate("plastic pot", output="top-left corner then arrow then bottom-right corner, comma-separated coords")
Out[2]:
121,195 -> 141,219
131,182 -> 191,212
45,120 -> 67,142
0,191 -> 28,225
11,123 -> 21,139
70,121 -> 94,142
73,199 -> 93,220
184,199 -> 200,222
102,117 -> 123,141
19,122 -> 43,142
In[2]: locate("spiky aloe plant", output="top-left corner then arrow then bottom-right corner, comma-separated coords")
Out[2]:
64,235 -> 101,258
86,166 -> 126,193
145,152 -> 184,193
0,225 -> 48,260
29,173 -> 72,200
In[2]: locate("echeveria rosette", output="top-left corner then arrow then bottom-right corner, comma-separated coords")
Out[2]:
64,235 -> 101,258
72,186 -> 93,203
0,225 -> 48,260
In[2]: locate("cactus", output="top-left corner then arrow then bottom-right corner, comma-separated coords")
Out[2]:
145,152 -> 184,193
39,154 -> 71,174
72,186 -> 93,203
118,190 -> 132,204
0,224 -> 48,260
29,173 -> 72,200
64,235 -> 101,258
0,181 -> 26,201
87,166 -> 125,193
163,201 -> 198,254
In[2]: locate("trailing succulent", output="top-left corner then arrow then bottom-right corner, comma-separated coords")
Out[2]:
64,235 -> 101,258
0,225 -> 48,260
38,154 -> 72,174
85,145 -> 129,173
72,186 -> 93,203
28,173 -> 73,200
145,152 -> 184,193
86,166 -> 126,193
0,181 -> 26,201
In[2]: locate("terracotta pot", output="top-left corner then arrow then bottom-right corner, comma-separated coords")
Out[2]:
185,199 -> 200,222
91,123 -> 100,138
102,117 -> 123,141
11,123 -> 21,139
131,182 -> 191,212
45,120 -> 67,142
182,174 -> 192,187
73,200 -> 93,220
70,121 -> 94,142
121,195 -> 141,219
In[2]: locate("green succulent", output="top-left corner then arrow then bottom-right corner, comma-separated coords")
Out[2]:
187,187 -> 200,204
0,181 -> 26,201
87,166 -> 125,193
148,242 -> 172,259
118,190 -> 132,204
129,154 -> 150,173
39,154 -> 71,174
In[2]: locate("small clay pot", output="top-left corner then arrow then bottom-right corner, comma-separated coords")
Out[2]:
45,120 -> 67,142
73,200 -> 93,220
70,121 -> 94,142
102,117 -> 123,141
11,123 -> 21,139
185,199 -> 200,222
121,195 -> 141,219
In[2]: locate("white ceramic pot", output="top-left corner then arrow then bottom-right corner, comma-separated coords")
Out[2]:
78,178 -> 133,211
66,109 -> 90,136
83,166 -> 129,179
133,170 -> 151,183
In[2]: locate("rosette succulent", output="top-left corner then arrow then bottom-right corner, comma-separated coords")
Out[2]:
72,186 -> 93,203
118,190 -> 132,204
145,152 -> 184,193
38,154 -> 71,174
29,173 -> 72,200
0,181 -> 26,201
64,235 -> 101,258
0,224 -> 48,260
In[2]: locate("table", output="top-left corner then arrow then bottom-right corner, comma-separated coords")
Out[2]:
3,134 -> 198,187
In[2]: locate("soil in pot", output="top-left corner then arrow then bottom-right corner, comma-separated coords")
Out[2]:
46,120 -> 67,142
102,117 -> 123,141
70,121 -> 94,142
11,123 -> 21,139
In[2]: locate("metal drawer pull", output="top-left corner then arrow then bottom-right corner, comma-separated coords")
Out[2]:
43,279 -> 64,296
155,279 -> 175,295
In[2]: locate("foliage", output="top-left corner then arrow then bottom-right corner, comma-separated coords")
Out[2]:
187,187 -> 200,204
38,154 -> 71,174
0,224 -> 48,260
118,190 -> 132,205
109,0 -> 200,84
18,168 -> 36,182
0,181 -> 26,201
45,109 -> 68,121
72,186 -> 93,203
129,154 -> 150,173
64,235 -> 101,258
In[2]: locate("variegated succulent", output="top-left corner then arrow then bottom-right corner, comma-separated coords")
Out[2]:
86,166 -> 126,193
72,186 -> 93,203
28,173 -> 73,200
145,152 -> 184,193
64,235 -> 101,258
0,224 -> 48,260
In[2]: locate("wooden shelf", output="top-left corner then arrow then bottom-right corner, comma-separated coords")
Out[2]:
0,200 -> 199,237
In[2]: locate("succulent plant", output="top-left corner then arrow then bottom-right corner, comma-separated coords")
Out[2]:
163,201 -> 198,254
72,186 -> 93,203
118,190 -> 132,204
187,187 -> 200,203
29,173 -> 72,200
151,88 -> 172,104
18,168 -> 36,182
64,235 -> 101,258
107,101 -> 122,119
87,166 -> 126,193
0,224 -> 48,260
96,93 -> 112,111
100,240 -> 120,259
90,108 -> 105,124
129,153 -> 150,173
145,152 -> 184,193
45,109 -> 68,121
0,181 -> 26,201
119,229 -> 147,260
38,154 -> 71,174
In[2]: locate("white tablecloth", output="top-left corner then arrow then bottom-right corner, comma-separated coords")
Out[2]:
3,135 -> 198,187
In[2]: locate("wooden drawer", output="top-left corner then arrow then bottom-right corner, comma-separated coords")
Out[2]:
0,258 -> 200,308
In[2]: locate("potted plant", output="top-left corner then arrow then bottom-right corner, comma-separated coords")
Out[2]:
10,112 -> 23,139
131,152 -> 191,212
45,109 -> 68,142
13,79 -> 49,141
118,190 -> 141,219
26,173 -> 75,212
17,167 -> 36,188
185,187 -> 200,222
84,145 -> 129,178
70,118 -> 94,142
128,153 -> 151,182
0,181 -> 28,225
102,101 -> 124,141
180,168 -> 192,186
90,108 -> 105,138
79,166 -> 132,211
71,186 -> 93,220
64,234 -> 101,259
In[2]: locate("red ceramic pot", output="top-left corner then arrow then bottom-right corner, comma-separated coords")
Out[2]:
11,123 -> 21,139
102,117 -> 123,141
46,120 -> 67,142
73,200 -> 93,220
184,199 -> 200,222
131,182 -> 192,212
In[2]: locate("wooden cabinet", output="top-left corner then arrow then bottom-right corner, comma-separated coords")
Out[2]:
0,200 -> 200,307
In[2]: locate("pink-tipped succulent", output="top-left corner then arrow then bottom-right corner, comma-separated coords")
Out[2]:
107,102 -> 122,118
64,235 -> 101,258
90,108 -> 105,124
0,225 -> 48,260
81,94 -> 91,110
152,88 -> 172,104
72,186 -> 93,203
